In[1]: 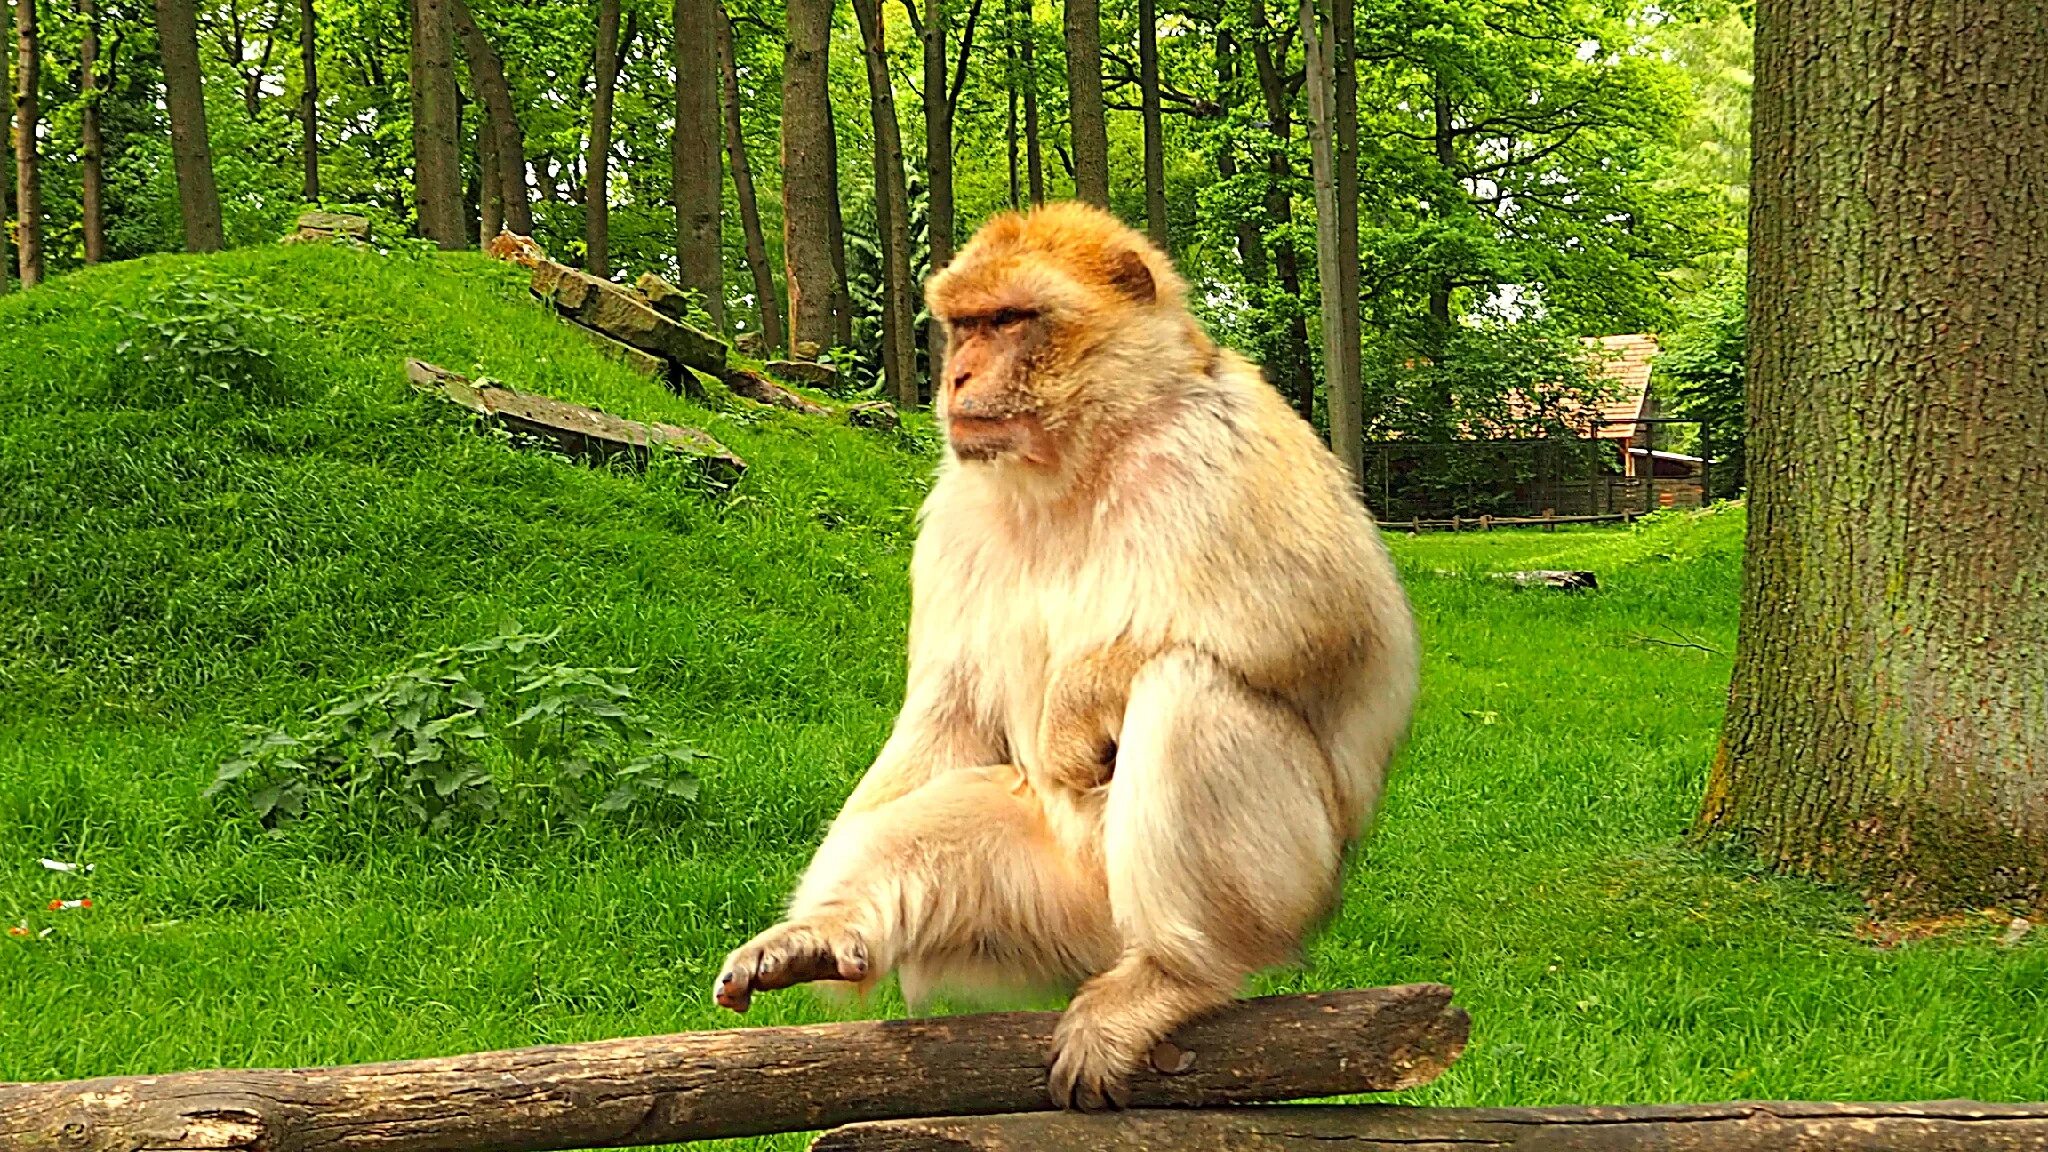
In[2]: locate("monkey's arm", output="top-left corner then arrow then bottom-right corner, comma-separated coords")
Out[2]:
841,662 -> 1005,815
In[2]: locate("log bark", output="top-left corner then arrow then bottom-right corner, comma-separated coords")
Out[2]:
715,2 -> 783,355
1701,0 -> 2048,909
155,0 -> 222,252
816,1101 -> 2048,1151
0,987 -> 1465,1152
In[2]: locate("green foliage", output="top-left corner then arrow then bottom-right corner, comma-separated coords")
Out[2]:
207,630 -> 706,833
1658,267 -> 1746,489
110,274 -> 301,404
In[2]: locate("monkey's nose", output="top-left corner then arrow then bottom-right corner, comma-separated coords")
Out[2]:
948,368 -> 975,394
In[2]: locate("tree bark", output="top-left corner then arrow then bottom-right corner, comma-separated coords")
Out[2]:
851,0 -> 918,409
1423,70 -> 1455,375
1326,0 -> 1360,475
12,0 -> 38,284
1137,0 -> 1166,247
477,103 -> 501,242
155,0 -> 222,253
1300,0 -> 1359,475
675,0 -> 724,328
1213,29 -> 1263,280
781,0 -> 836,355
0,988 -> 1465,1152
584,0 -> 621,276
408,0 -> 464,248
1062,0 -> 1107,205
922,0 -> 954,384
1005,25 -> 1020,209
1248,0 -> 1314,422
0,0 -> 12,292
78,0 -> 104,263
299,0 -> 317,201
824,88 -> 854,349
1701,0 -> 2048,910
449,0 -> 531,236
1017,0 -> 1043,203
716,3 -> 783,354
817,1101 -> 2048,1152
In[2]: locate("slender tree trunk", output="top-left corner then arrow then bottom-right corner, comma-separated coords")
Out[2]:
824,89 -> 853,349
1300,0 -> 1360,477
584,0 -> 621,276
675,0 -> 724,329
716,2 -> 782,354
1018,0 -> 1043,204
450,0 -> 531,235
851,0 -> 917,408
1137,0 -> 1166,247
1327,0 -> 1360,475
0,0 -> 12,292
77,0 -> 103,263
155,0 -> 222,252
1213,29 -> 1264,283
781,0 -> 835,355
1062,0 -> 1107,206
1701,0 -> 2048,911
922,0 -> 953,385
477,104 -> 501,242
1005,29 -> 1020,209
1250,0 -> 1313,422
12,0 -> 39,284
298,0 -> 317,200
1424,70 -> 1454,375
409,0 -> 464,248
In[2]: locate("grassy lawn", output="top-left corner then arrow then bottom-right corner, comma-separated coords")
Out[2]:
2,246 -> 2043,1149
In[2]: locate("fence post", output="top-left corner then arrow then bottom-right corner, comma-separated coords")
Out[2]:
1642,421 -> 1656,514
1699,422 -> 1713,504
1480,514 -> 1491,532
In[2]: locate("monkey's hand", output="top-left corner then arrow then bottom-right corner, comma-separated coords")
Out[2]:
714,918 -> 871,1013
1046,985 -> 1144,1111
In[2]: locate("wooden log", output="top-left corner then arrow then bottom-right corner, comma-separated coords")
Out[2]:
1494,570 -> 1599,591
814,1101 -> 2048,1151
405,360 -> 744,484
525,261 -> 728,375
723,365 -> 834,415
0,987 -> 1466,1152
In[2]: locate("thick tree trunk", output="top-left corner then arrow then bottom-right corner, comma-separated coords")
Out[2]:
1018,0 -> 1043,204
476,106 -> 501,242
715,4 -> 783,355
155,0 -> 223,252
819,1102 -> 2048,1152
299,0 -> 317,201
0,1 -> 12,292
780,0 -> 835,355
408,0 -> 464,248
584,0 -> 621,276
1701,0 -> 2048,910
13,0 -> 39,284
851,0 -> 918,409
674,0 -> 723,329
1062,0 -> 1107,206
824,89 -> 853,349
1137,0 -> 1166,247
449,0 -> 531,236
922,0 -> 953,384
78,0 -> 103,263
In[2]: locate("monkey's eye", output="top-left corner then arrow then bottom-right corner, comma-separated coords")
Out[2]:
990,309 -> 1039,330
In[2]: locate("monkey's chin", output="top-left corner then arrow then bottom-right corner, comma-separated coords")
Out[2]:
947,415 -> 1059,467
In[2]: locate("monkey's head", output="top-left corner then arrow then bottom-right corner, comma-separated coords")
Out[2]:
926,202 -> 1209,471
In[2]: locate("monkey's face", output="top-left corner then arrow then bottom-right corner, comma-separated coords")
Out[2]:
927,202 -> 1185,470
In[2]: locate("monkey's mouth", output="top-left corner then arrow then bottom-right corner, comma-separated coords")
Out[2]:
948,414 -> 1057,466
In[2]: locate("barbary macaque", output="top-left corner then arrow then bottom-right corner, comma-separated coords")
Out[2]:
715,202 -> 1418,1110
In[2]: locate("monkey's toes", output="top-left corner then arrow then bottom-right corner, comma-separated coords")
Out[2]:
714,922 -> 871,1013
1046,1019 -> 1134,1112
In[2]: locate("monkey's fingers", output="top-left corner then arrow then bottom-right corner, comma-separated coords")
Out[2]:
1046,1024 -> 1132,1112
714,923 -> 871,1013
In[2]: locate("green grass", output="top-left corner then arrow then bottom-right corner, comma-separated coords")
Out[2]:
2,247 -> 2044,1148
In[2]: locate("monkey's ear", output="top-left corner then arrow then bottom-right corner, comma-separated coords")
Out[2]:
1104,248 -> 1157,304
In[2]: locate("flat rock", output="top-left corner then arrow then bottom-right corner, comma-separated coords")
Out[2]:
846,400 -> 900,432
405,359 -> 744,486
766,359 -> 840,387
722,367 -> 832,416
529,262 -> 728,375
572,321 -> 669,381
283,211 -> 370,244
633,272 -> 697,322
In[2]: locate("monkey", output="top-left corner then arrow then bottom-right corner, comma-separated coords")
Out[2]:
714,201 -> 1418,1111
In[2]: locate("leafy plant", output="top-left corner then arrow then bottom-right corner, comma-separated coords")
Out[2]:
111,275 -> 300,404
207,629 -> 706,833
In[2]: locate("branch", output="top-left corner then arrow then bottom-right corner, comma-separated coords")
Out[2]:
946,0 -> 985,115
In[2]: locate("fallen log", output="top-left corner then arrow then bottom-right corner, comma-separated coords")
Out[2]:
0,986 -> 1465,1152
1494,569 -> 1600,591
723,365 -> 835,415
405,359 -> 744,484
813,1101 -> 2048,1151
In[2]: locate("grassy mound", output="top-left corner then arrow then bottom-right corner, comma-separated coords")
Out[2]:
2,248 -> 2044,1137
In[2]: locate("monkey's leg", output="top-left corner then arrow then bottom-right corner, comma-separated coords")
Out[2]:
1048,650 -> 1346,1110
715,764 -> 1115,1013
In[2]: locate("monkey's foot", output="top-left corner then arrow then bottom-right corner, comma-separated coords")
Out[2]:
1046,997 -> 1141,1112
714,919 -> 872,1013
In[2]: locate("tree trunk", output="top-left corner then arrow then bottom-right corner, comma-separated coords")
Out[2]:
1701,0 -> 2048,911
299,0 -> 317,201
850,0 -> 918,409
409,0 -> 464,248
1213,29 -> 1264,282
155,0 -> 222,253
780,0 -> 835,355
716,3 -> 783,355
1005,29 -> 1020,209
1018,0 -> 1043,204
824,89 -> 853,349
1301,0 -> 1361,464
1137,0 -> 1166,247
922,0 -> 953,385
584,0 -> 621,276
674,0 -> 723,329
1062,0 -> 1107,206
449,0 -> 531,235
0,0 -> 12,292
1326,0 -> 1360,476
1423,69 -> 1454,383
1249,0 -> 1314,423
76,0 -> 103,263
477,104 -> 500,242
12,0 -> 39,284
